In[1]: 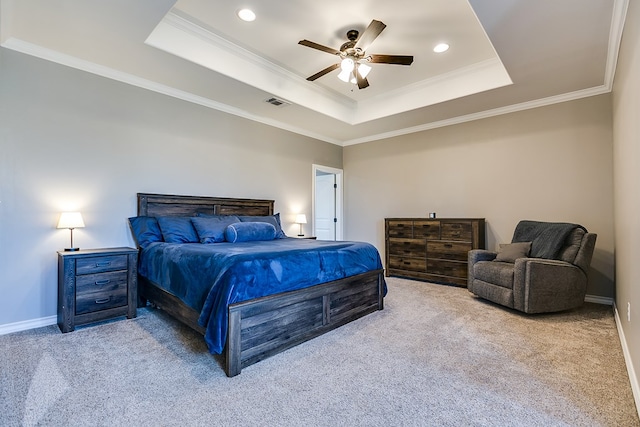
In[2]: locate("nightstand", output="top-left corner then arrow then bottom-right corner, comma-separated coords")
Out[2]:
58,247 -> 138,333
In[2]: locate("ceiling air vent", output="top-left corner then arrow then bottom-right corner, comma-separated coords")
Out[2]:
264,97 -> 290,107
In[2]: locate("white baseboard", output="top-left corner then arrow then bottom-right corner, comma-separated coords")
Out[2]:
585,294 -> 614,305
614,302 -> 640,418
0,315 -> 57,336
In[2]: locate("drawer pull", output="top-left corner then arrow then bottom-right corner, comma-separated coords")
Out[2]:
95,279 -> 111,286
95,261 -> 112,268
95,297 -> 111,304
444,244 -> 453,248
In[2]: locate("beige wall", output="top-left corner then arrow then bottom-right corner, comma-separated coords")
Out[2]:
612,0 -> 640,408
344,94 -> 614,298
0,48 -> 341,326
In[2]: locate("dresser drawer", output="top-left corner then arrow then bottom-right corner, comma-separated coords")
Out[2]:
389,256 -> 427,272
388,238 -> 426,258
427,259 -> 467,278
413,221 -> 440,239
75,271 -> 128,315
427,241 -> 472,261
441,222 -> 472,241
76,255 -> 128,275
387,221 -> 414,238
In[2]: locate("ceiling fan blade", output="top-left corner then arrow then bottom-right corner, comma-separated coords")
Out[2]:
356,72 -> 369,90
306,63 -> 340,81
354,20 -> 386,51
368,54 -> 414,65
298,40 -> 341,56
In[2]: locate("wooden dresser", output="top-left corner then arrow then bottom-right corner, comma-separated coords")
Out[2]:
385,218 -> 485,287
58,247 -> 138,332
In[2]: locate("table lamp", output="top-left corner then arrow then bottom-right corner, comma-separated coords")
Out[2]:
295,214 -> 307,237
57,212 -> 85,251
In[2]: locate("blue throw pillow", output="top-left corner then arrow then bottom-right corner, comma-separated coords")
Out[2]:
238,213 -> 286,238
191,215 -> 240,244
225,222 -> 277,243
128,216 -> 163,248
156,216 -> 199,243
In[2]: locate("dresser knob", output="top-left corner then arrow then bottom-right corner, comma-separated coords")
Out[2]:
95,279 -> 110,286
95,297 -> 110,304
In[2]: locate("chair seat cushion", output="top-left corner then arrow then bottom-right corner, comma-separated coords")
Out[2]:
473,261 -> 515,289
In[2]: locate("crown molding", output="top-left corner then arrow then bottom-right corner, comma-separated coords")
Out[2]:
0,37 -> 342,145
343,85 -> 611,146
604,0 -> 629,90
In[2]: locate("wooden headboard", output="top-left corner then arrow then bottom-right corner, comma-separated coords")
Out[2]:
137,193 -> 274,217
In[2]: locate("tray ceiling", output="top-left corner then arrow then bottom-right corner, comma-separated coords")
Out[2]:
0,0 -> 627,145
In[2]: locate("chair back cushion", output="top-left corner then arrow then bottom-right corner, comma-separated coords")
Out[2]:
557,227 -> 586,264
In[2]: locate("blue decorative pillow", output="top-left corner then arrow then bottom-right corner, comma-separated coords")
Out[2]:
238,213 -> 286,238
225,222 -> 277,243
191,215 -> 240,244
156,216 -> 199,243
128,216 -> 163,248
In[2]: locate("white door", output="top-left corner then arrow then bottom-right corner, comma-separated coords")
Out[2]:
315,173 -> 335,240
313,165 -> 343,241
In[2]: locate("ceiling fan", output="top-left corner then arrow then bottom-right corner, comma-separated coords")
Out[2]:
298,19 -> 413,90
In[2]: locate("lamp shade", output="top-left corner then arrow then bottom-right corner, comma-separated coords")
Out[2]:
57,212 -> 85,229
295,214 -> 307,224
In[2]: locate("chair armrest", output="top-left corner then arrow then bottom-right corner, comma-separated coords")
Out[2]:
469,249 -> 497,264
467,250 -> 497,292
513,258 -> 587,313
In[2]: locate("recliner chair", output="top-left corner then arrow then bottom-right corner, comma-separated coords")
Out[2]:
468,220 -> 597,313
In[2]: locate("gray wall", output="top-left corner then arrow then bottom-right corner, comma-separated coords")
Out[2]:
0,48 -> 342,326
612,0 -> 640,407
343,94 -> 615,299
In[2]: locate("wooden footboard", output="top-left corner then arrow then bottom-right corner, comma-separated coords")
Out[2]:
226,269 -> 384,376
139,270 -> 384,376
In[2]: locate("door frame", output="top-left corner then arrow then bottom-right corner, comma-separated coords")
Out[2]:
312,164 -> 343,240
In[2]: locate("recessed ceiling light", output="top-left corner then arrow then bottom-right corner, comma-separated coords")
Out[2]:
433,43 -> 450,53
237,8 -> 256,22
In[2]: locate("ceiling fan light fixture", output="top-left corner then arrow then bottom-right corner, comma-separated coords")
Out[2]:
337,68 -> 352,82
237,8 -> 256,22
340,57 -> 355,72
358,63 -> 372,79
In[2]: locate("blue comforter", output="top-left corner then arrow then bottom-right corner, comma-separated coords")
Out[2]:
138,238 -> 384,353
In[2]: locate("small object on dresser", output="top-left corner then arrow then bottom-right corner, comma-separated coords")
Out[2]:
58,247 -> 138,333
429,212 -> 437,218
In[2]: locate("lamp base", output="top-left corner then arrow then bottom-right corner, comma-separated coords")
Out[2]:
64,247 -> 80,252
297,234 -> 304,237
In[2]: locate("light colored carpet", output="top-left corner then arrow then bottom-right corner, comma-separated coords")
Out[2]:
1,278 -> 638,426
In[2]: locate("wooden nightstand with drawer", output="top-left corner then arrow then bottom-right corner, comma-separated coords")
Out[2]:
58,247 -> 138,333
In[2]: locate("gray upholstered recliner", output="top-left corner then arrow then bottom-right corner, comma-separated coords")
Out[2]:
468,221 -> 597,313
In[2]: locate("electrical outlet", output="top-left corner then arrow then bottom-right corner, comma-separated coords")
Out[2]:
628,302 -> 631,322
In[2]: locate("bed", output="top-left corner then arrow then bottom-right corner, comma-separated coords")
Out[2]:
133,193 -> 385,376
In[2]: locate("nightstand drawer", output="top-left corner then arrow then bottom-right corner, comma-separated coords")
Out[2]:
75,271 -> 128,315
76,255 -> 128,275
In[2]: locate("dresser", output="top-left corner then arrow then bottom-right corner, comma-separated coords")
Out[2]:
385,218 -> 485,286
58,247 -> 138,332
